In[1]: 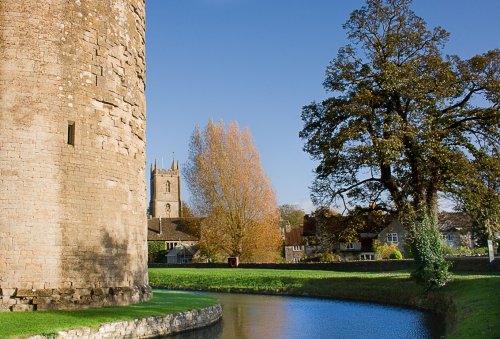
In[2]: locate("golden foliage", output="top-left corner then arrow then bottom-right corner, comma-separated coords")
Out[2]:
373,240 -> 401,260
185,120 -> 282,262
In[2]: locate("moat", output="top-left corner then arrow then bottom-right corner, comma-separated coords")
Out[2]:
169,292 -> 445,338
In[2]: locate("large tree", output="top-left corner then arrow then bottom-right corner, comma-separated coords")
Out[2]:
300,0 -> 499,220
300,0 -> 499,287
184,120 -> 282,262
279,204 -> 305,230
451,146 -> 500,247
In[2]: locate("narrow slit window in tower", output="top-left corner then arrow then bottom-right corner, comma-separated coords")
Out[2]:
67,121 -> 75,145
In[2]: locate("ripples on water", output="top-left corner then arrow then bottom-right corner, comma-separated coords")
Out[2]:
167,292 -> 445,339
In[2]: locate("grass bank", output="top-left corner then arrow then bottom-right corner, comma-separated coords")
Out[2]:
0,290 -> 218,338
149,268 -> 500,338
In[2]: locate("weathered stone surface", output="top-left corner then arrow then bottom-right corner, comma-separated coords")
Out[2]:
93,288 -> 108,296
12,304 -> 35,312
0,0 -> 150,311
17,289 -> 37,297
36,289 -> 54,297
0,288 -> 16,297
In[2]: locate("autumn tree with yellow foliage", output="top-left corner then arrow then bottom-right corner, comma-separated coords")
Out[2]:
184,120 -> 282,262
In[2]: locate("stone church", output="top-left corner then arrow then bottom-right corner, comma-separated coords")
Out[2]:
147,160 -> 200,264
149,160 -> 182,218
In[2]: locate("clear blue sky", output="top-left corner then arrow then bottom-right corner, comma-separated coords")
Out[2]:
145,0 -> 500,212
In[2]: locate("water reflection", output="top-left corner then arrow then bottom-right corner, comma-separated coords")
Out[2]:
168,292 -> 445,339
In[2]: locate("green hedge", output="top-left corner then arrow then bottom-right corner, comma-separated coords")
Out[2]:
148,241 -> 166,262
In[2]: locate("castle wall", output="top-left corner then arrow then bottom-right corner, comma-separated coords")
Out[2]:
0,0 -> 150,310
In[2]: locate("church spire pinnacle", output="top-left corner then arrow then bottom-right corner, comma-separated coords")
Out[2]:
171,152 -> 178,170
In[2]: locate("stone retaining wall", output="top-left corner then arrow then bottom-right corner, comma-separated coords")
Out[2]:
29,303 -> 222,339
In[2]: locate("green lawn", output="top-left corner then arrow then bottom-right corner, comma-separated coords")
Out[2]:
1,270 -> 496,338
149,268 -> 500,338
0,290 -> 218,338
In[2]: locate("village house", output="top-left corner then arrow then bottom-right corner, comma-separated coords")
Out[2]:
303,212 -> 386,261
438,212 -> 474,248
377,219 -> 408,255
336,233 -> 378,261
301,214 -> 322,257
147,217 -> 200,264
376,213 -> 475,253
283,227 -> 305,263
302,211 -> 475,261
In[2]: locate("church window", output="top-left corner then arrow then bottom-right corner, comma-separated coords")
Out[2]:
166,181 -> 171,192
166,203 -> 171,217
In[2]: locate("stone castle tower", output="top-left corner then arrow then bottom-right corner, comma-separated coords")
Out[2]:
0,0 -> 150,310
150,160 -> 182,218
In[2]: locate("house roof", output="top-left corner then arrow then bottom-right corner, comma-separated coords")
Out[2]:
438,212 -> 472,232
147,217 -> 200,241
379,219 -> 405,235
359,232 -> 378,238
302,212 -> 389,238
284,227 -> 303,246
166,244 -> 199,257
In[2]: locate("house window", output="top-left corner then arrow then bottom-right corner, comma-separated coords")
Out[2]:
292,245 -> 301,251
293,257 -> 301,263
360,254 -> 375,260
346,243 -> 354,249
67,121 -> 75,145
166,241 -> 178,250
387,233 -> 398,243
166,181 -> 171,193
442,234 -> 453,241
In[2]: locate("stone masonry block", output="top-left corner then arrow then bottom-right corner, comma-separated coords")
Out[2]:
12,304 -> 35,312
36,289 -> 53,297
1,288 -> 17,297
59,288 -> 75,295
16,289 -> 37,297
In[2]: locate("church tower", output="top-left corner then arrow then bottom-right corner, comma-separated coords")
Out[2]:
150,159 -> 182,218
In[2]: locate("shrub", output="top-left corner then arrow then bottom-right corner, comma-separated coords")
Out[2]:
373,240 -> 402,260
389,249 -> 403,260
472,247 -> 489,255
442,243 -> 489,256
407,211 -> 451,290
300,255 -> 319,263
402,244 -> 414,258
148,241 -> 166,262
318,252 -> 340,262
